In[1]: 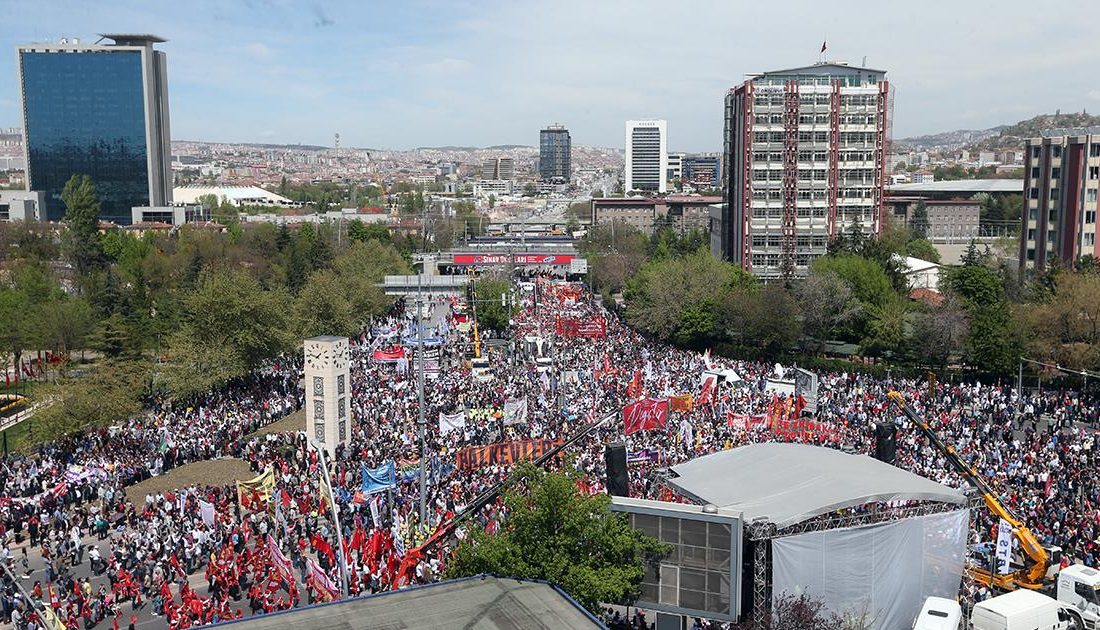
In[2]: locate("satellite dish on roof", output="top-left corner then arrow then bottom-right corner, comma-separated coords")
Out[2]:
59,38 -> 68,44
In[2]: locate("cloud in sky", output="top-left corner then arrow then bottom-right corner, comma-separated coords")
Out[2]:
0,0 -> 1098,151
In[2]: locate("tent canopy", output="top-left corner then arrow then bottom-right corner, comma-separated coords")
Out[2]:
667,443 -> 966,528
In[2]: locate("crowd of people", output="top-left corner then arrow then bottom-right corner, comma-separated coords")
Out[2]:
0,275 -> 1096,629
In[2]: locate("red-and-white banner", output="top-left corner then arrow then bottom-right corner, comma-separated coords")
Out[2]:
372,346 -> 406,362
306,558 -> 340,601
453,254 -> 574,266
727,412 -> 768,429
266,535 -> 294,584
623,398 -> 669,435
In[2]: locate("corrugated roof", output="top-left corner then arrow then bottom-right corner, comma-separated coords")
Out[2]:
209,575 -> 604,629
887,180 -> 1022,194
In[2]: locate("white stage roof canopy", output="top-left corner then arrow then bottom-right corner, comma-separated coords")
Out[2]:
667,443 -> 966,528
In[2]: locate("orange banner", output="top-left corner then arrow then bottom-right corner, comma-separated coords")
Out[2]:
454,439 -> 563,471
669,394 -> 694,412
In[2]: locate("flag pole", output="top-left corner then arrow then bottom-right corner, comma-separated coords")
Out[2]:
304,432 -> 350,598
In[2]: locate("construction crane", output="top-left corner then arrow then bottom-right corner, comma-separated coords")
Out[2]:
393,410 -> 613,587
885,391 -> 1055,591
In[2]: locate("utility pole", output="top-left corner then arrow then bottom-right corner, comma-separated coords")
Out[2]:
417,271 -> 427,527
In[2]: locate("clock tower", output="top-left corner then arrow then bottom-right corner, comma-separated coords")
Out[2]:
303,335 -> 351,457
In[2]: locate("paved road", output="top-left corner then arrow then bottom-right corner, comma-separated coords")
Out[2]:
9,529 -> 220,629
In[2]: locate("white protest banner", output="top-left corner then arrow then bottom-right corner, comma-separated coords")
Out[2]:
439,411 -> 467,433
198,499 -> 216,527
995,518 -> 1014,575
503,397 -> 528,426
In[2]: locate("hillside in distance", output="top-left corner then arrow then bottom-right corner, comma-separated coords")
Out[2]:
897,111 -> 1100,153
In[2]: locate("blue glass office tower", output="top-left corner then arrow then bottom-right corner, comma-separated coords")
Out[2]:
539,124 -> 571,183
18,35 -> 172,223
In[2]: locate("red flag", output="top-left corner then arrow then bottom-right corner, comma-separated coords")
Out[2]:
698,377 -> 715,406
627,370 -> 643,399
623,398 -> 669,435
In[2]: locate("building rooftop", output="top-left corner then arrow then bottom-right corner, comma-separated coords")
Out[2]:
667,443 -> 965,527
98,34 -> 167,45
887,180 -> 1021,194
210,575 -> 604,630
753,61 -> 887,79
1038,126 -> 1100,138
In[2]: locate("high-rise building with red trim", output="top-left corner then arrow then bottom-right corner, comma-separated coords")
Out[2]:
713,62 -> 892,280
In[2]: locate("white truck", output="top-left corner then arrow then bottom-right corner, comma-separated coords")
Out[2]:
913,597 -> 962,630
970,588 -> 1087,630
1056,565 -> 1100,629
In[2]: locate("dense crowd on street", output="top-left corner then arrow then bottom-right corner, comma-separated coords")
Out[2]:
0,276 -> 1096,629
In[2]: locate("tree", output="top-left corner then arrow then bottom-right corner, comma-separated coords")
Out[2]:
624,250 -> 755,348
904,238 -> 941,264
796,272 -> 861,353
910,202 -> 929,240
332,239 -> 409,321
860,295 -> 910,360
908,298 -> 969,369
811,255 -> 894,310
444,463 -> 665,615
162,267 -> 292,397
294,270 -> 359,339
30,360 -> 146,444
943,263 -> 1019,374
719,285 -> 802,358
474,275 -> 516,332
60,174 -> 106,278
1020,272 -> 1100,370
579,222 -> 649,295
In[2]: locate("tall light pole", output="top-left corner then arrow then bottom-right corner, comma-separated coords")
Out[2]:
417,269 -> 427,527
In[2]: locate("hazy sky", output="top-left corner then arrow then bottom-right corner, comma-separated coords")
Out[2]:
2,0 -> 1098,152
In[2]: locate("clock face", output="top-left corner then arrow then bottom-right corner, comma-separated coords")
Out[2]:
313,400 -> 324,420
333,342 -> 349,370
313,377 -> 324,396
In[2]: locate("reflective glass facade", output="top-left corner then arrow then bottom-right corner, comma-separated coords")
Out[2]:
21,50 -> 149,222
539,126 -> 571,182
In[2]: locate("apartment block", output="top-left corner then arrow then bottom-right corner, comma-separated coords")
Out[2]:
713,62 -> 892,280
1019,129 -> 1100,271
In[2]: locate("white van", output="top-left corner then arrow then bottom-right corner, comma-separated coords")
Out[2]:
970,589 -> 1074,630
913,597 -> 962,630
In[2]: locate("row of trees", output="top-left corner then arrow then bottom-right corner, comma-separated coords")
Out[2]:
584,216 -> 1100,378
0,175 -> 410,442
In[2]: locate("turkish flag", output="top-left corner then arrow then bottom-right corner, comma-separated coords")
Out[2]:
623,398 -> 669,435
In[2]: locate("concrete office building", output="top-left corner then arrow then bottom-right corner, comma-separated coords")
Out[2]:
481,158 -> 514,181
1019,129 -> 1100,272
713,62 -> 892,280
667,152 -> 684,184
592,195 -> 720,235
682,155 -> 721,188
625,120 -> 667,193
539,124 -> 571,183
18,34 -> 172,224
0,190 -> 46,221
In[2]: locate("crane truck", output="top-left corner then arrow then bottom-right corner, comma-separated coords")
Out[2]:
887,391 -> 1100,628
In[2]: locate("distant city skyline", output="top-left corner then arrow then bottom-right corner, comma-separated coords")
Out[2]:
1,0 -> 1098,152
